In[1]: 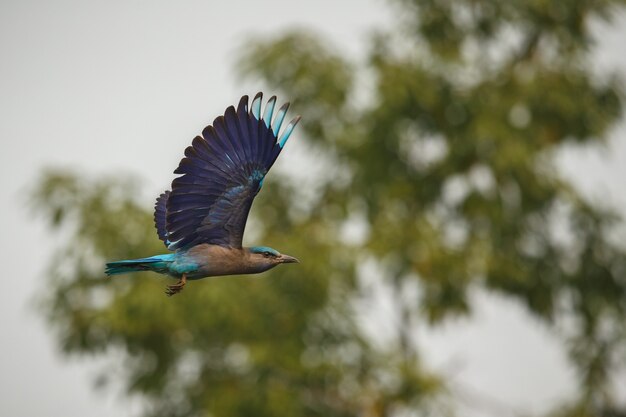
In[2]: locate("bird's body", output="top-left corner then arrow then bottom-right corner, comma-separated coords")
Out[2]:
105,93 -> 300,295
106,245 -> 298,280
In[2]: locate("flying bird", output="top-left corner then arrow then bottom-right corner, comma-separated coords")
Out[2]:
105,93 -> 300,296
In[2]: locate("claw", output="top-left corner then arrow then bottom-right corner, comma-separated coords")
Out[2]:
165,274 -> 187,297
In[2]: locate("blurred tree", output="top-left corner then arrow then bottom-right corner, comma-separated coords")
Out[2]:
33,0 -> 626,416
32,169 -> 442,417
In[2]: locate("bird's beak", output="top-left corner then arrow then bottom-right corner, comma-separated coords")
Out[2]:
280,254 -> 299,264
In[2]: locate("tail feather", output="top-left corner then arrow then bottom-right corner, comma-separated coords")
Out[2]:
105,254 -> 175,276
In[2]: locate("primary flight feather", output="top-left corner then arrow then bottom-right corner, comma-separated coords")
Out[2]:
105,93 -> 300,296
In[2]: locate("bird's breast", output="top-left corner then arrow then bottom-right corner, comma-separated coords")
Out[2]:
175,244 -> 256,279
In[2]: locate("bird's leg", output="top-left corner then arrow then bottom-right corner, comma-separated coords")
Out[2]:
165,274 -> 187,297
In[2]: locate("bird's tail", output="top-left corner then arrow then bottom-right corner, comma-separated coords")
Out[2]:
105,254 -> 175,276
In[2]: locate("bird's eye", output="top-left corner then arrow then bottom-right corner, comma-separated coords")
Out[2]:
263,251 -> 273,257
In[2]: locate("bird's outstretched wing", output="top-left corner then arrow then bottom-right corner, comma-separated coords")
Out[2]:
161,93 -> 300,250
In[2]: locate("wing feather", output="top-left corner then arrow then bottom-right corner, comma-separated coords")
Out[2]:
154,191 -> 171,248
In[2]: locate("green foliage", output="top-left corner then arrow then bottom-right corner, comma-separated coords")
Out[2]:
33,0 -> 626,416
239,0 -> 626,413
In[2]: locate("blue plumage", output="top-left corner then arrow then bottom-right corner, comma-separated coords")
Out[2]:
165,93 -> 299,250
106,93 -> 301,296
105,254 -> 177,276
249,246 -> 280,256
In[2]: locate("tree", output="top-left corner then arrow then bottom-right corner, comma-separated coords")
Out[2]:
33,0 -> 626,416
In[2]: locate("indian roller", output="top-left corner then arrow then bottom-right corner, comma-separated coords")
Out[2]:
105,93 -> 300,296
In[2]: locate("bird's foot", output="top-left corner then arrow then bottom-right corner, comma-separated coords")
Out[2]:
165,274 -> 187,297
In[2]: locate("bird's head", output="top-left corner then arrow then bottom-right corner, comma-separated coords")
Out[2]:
247,246 -> 299,271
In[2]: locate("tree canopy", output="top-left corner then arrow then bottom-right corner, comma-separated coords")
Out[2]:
33,0 -> 626,416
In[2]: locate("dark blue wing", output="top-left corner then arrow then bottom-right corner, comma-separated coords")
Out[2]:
154,190 -> 171,249
165,93 -> 300,250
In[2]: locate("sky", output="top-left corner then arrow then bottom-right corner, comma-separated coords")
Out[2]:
0,1 -> 625,416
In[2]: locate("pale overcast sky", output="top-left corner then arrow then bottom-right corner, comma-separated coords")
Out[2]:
1,1 -> 625,416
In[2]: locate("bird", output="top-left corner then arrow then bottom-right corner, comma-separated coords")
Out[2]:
105,93 -> 300,296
